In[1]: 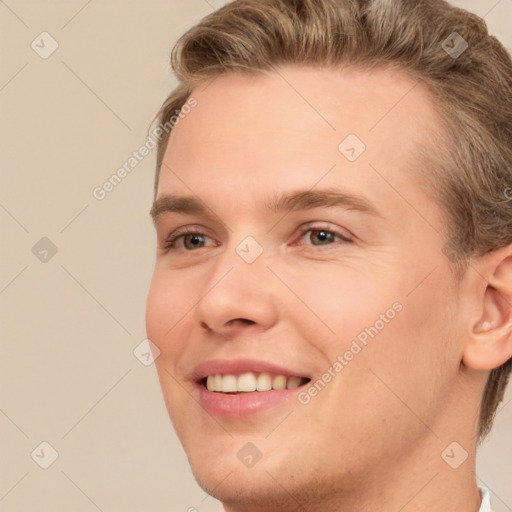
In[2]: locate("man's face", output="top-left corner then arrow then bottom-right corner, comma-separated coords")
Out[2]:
146,66 -> 466,508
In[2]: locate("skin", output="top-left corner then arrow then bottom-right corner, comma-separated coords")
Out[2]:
146,65 -> 512,512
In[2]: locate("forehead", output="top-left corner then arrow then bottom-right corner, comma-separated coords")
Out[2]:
157,65 -> 441,228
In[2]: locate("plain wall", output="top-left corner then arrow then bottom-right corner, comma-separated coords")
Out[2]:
0,1 -> 510,510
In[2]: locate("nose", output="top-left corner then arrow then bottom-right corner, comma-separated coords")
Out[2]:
192,247 -> 280,339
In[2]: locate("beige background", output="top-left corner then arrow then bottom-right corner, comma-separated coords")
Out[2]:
1,1 -> 511,511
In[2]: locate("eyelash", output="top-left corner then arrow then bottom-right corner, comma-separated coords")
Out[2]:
162,223 -> 353,251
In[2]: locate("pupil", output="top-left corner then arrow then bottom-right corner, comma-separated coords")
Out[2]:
186,234 -> 203,249
315,230 -> 331,244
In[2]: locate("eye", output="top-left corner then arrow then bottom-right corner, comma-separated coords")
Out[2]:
163,226 -> 216,251
161,223 -> 353,252
296,224 -> 352,247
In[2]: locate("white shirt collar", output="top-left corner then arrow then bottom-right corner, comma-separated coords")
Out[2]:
215,485 -> 493,511
479,486 -> 492,512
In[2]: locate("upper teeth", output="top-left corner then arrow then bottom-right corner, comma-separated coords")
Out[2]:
206,372 -> 305,393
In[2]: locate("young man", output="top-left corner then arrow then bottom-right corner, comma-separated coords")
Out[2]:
146,1 -> 512,510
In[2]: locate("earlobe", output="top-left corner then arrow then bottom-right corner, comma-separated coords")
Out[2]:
462,249 -> 512,371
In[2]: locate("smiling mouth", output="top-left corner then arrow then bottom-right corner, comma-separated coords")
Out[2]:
202,372 -> 311,394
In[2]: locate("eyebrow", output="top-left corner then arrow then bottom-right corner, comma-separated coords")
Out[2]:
150,188 -> 383,223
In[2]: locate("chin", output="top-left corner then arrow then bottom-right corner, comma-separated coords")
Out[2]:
191,459 -> 344,512
191,465 -> 300,511
184,438 -> 289,494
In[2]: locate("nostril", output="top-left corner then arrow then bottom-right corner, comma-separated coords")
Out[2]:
228,318 -> 254,326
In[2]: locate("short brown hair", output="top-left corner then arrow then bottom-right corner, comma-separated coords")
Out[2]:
152,0 -> 512,442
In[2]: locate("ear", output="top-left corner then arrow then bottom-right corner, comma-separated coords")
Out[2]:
462,245 -> 512,371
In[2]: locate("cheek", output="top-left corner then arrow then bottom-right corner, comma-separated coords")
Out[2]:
145,273 -> 169,347
338,271 -> 459,430
145,267 -> 193,357
145,270 -> 196,425
286,263 -> 401,353
293,262 -> 456,412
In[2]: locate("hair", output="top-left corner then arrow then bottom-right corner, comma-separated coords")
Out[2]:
152,0 -> 512,442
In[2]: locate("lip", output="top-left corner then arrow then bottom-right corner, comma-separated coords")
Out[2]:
192,358 -> 311,418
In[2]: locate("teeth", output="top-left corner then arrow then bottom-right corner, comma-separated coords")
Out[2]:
256,372 -> 272,391
205,372 -> 306,393
286,376 -> 302,389
237,372 -> 257,392
221,375 -> 237,393
271,375 -> 287,390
